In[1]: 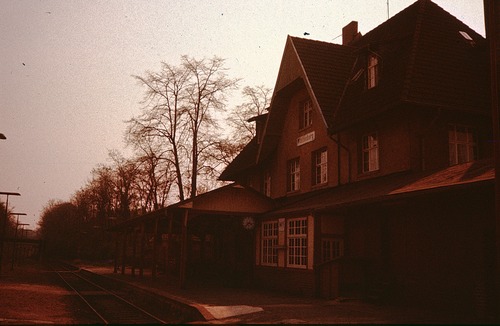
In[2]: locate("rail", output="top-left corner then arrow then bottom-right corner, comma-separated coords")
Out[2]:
50,261 -> 168,324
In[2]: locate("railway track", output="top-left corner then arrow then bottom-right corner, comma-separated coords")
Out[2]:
50,261 -> 168,324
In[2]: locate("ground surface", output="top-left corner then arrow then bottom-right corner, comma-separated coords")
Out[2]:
0,260 -> 96,324
0,259 -> 491,324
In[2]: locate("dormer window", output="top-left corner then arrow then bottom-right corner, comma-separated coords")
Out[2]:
449,124 -> 477,165
459,31 -> 475,46
367,54 -> 379,89
299,99 -> 313,129
459,31 -> 473,41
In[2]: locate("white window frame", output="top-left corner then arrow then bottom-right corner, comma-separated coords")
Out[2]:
287,158 -> 300,192
300,99 -> 313,129
261,221 -> 278,266
313,148 -> 328,185
449,124 -> 477,165
321,238 -> 344,262
362,132 -> 379,173
287,217 -> 308,268
367,54 -> 379,89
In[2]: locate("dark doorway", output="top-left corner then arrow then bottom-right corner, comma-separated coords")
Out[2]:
187,215 -> 254,287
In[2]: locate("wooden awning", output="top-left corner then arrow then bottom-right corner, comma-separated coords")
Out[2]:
108,183 -> 274,231
267,159 -> 495,216
170,183 -> 275,215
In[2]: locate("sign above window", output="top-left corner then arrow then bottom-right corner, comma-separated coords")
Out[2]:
297,131 -> 315,146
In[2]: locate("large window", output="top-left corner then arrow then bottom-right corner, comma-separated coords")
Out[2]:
312,148 -> 328,185
367,54 -> 379,89
287,218 -> 307,268
449,124 -> 477,165
362,132 -> 379,173
262,221 -> 278,265
287,158 -> 300,192
299,99 -> 313,129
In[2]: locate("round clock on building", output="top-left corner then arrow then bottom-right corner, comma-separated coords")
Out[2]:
242,216 -> 255,230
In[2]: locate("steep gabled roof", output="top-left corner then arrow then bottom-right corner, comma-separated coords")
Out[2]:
290,37 -> 355,125
332,0 -> 489,130
256,36 -> 355,164
220,0 -> 489,180
402,0 -> 489,110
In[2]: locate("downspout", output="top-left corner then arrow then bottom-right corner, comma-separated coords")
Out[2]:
180,208 -> 189,289
329,56 -> 358,186
152,217 -> 159,279
329,133 -> 351,185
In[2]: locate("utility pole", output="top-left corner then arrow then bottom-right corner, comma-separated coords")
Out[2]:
0,192 -> 21,275
10,213 -> 27,270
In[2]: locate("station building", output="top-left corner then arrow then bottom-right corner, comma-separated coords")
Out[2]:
111,0 -> 497,316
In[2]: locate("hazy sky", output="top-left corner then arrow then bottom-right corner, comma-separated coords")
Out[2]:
0,0 -> 486,229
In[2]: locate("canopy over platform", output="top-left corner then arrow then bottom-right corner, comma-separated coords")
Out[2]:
171,183 -> 275,215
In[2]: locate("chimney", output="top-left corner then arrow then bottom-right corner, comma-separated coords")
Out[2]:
342,21 -> 359,45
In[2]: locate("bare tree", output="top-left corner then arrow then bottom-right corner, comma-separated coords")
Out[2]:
128,61 -> 190,200
72,187 -> 94,222
108,150 -> 139,220
125,134 -> 174,212
228,85 -> 272,148
91,165 -> 116,223
71,164 -> 116,226
128,55 -> 238,200
38,201 -> 83,259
